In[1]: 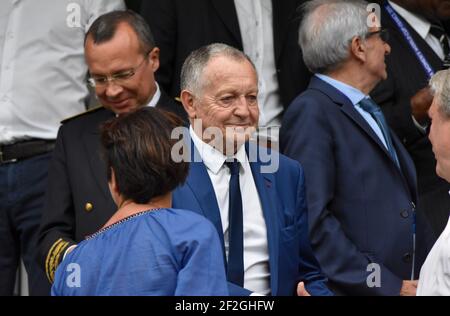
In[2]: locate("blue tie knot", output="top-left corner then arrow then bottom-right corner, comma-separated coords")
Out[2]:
359,98 -> 381,114
225,159 -> 240,176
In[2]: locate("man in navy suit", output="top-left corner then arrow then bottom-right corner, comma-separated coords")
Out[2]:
281,0 -> 434,295
173,43 -> 332,296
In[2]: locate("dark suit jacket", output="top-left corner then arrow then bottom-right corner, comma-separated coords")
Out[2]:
280,77 -> 434,295
172,140 -> 333,296
37,91 -> 186,282
371,6 -> 450,236
140,0 -> 310,109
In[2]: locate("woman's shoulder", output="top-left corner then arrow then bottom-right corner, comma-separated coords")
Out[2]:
145,208 -> 219,240
151,208 -> 214,227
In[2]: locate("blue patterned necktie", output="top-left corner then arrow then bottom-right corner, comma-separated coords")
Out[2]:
359,98 -> 400,169
225,159 -> 244,286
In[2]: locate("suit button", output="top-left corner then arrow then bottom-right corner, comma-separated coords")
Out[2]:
402,253 -> 412,263
400,210 -> 409,218
85,203 -> 93,212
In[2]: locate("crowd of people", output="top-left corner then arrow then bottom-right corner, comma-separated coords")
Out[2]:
1,0 -> 450,296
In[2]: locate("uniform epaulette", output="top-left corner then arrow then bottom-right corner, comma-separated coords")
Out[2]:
60,105 -> 104,124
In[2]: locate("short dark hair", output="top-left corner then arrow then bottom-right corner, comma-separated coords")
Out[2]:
100,107 -> 188,204
85,10 -> 155,54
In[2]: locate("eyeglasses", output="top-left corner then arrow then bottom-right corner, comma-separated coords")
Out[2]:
365,28 -> 390,42
87,52 -> 150,88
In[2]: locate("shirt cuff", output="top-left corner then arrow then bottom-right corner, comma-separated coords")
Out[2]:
63,245 -> 77,261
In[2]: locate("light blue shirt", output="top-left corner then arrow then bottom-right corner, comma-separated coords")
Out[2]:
315,74 -> 388,149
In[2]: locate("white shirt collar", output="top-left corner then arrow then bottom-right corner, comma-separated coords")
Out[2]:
114,82 -> 161,117
189,125 -> 247,175
147,82 -> 161,108
388,1 -> 431,40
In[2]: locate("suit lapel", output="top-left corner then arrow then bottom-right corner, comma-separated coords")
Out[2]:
311,77 -> 394,158
391,133 -> 418,200
211,0 -> 243,47
185,140 -> 225,248
246,143 -> 280,294
340,102 -> 395,160
341,98 -> 418,186
311,78 -> 410,180
82,109 -> 115,202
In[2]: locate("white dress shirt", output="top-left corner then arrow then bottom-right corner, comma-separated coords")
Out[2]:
190,127 -> 271,295
234,0 -> 283,142
389,1 -> 448,60
0,0 -> 125,144
417,215 -> 450,296
147,82 -> 161,108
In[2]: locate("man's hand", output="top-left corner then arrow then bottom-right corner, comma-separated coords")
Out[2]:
411,87 -> 433,125
400,280 -> 418,296
297,282 -> 311,296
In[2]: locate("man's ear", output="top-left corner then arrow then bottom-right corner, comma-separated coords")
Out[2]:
350,36 -> 367,63
180,90 -> 197,120
148,47 -> 160,72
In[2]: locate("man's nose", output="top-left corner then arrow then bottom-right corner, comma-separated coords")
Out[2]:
233,96 -> 252,116
105,81 -> 123,98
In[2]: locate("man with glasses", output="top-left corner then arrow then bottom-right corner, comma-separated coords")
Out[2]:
36,10 -> 187,285
0,0 -> 125,296
281,0 -> 434,295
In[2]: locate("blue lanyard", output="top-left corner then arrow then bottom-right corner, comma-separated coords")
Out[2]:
384,1 -> 435,80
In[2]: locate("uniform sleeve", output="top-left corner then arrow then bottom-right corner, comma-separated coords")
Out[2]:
37,127 -> 77,283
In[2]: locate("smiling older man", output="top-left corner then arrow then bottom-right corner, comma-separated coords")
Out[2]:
173,43 -> 332,296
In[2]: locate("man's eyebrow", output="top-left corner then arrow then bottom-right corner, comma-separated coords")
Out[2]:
90,67 -> 132,77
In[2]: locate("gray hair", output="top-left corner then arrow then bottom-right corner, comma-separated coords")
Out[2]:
299,0 -> 370,74
430,69 -> 450,117
180,43 -> 257,94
